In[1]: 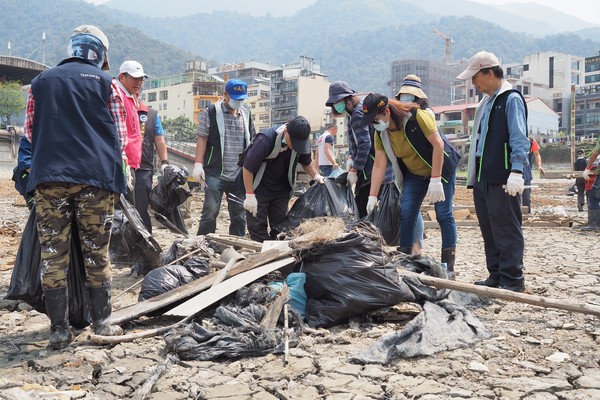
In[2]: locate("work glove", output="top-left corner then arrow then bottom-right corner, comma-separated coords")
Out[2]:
125,166 -> 134,191
426,177 -> 445,203
366,195 -> 378,214
192,162 -> 205,182
347,170 -> 358,186
505,172 -> 524,196
243,193 -> 258,217
345,158 -> 353,171
160,161 -> 170,174
583,168 -> 592,180
313,173 -> 325,184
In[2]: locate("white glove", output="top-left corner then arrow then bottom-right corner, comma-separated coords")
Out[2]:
426,177 -> 445,203
366,196 -> 378,214
243,193 -> 258,217
125,167 -> 134,191
193,162 -> 205,182
313,173 -> 325,184
583,168 -> 592,180
347,170 -> 358,186
505,172 -> 524,196
160,162 -> 169,174
345,158 -> 353,171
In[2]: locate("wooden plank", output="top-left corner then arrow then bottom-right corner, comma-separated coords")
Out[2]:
206,233 -> 263,251
260,285 -> 290,329
165,257 -> 296,317
543,170 -> 596,179
398,269 -> 600,318
111,247 -> 291,325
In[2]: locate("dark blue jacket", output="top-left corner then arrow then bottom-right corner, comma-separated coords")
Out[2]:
12,135 -> 32,196
27,58 -> 126,194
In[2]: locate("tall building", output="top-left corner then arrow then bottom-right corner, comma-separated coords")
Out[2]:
143,60 -> 222,123
388,59 -> 460,106
269,56 -> 331,132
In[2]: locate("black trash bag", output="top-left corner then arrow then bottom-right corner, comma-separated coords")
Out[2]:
301,223 -> 416,328
272,178 -> 359,236
182,256 -> 211,278
149,165 -> 191,234
113,196 -> 162,276
138,264 -> 200,301
5,207 -> 92,329
108,208 -> 129,263
363,182 -> 401,245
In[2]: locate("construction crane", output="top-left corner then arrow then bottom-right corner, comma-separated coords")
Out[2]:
432,29 -> 454,64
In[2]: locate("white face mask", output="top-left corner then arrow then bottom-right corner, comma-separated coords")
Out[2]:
228,99 -> 243,110
373,119 -> 389,132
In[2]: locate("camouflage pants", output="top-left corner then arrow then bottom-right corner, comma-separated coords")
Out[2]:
34,183 -> 115,289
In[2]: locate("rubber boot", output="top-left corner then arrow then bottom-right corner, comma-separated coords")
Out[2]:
88,286 -> 124,336
581,209 -> 600,231
441,247 -> 456,280
42,287 -> 72,350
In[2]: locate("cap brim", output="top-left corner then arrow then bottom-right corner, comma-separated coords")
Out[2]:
456,68 -> 478,80
128,72 -> 148,78
291,138 -> 310,155
359,111 -> 378,127
229,93 -> 248,100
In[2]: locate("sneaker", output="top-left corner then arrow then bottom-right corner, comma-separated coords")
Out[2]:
498,283 -> 525,292
474,278 -> 499,288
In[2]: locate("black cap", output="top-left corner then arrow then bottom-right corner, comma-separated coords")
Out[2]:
286,116 -> 311,154
360,93 -> 388,126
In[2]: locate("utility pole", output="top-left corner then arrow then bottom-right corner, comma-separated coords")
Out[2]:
432,29 -> 454,65
570,84 -> 576,167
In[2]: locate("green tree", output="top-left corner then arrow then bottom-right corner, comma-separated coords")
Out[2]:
162,115 -> 197,142
0,81 -> 25,124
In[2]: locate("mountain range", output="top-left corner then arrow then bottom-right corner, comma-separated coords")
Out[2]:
2,0 -> 600,96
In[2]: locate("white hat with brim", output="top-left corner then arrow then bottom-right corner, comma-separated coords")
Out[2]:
457,51 -> 500,80
396,74 -> 427,99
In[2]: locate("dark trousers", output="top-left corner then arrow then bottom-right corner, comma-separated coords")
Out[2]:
576,178 -> 586,207
355,181 -> 371,219
134,169 -> 154,233
246,192 -> 289,242
473,181 -> 525,287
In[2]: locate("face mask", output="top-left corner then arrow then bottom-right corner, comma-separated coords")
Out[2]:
399,93 -> 415,103
333,101 -> 346,114
373,119 -> 389,132
228,99 -> 243,110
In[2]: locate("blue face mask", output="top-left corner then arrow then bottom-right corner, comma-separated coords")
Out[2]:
398,93 -> 416,103
333,100 -> 346,114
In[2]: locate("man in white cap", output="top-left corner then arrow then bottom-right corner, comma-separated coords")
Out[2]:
24,25 -> 127,349
118,60 -> 147,195
456,50 -> 530,292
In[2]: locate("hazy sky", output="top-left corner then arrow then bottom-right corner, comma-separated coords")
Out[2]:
85,0 -> 600,26
471,0 -> 600,26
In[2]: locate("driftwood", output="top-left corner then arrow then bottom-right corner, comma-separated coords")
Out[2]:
111,247 -> 292,325
165,257 -> 296,317
283,304 -> 290,365
131,353 -> 179,400
398,269 -> 600,318
260,285 -> 290,329
206,233 -> 263,251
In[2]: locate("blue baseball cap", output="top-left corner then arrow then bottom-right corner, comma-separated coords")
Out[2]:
225,79 -> 248,100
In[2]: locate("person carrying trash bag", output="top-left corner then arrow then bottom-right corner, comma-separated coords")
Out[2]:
241,116 -> 325,242
360,81 -> 460,279
325,81 -> 395,218
24,25 -> 126,349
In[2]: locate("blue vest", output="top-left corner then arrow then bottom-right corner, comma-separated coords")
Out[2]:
27,58 -> 126,194
478,90 -> 528,184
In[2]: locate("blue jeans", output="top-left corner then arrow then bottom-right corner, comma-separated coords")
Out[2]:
197,173 -> 246,236
318,165 -> 334,177
400,172 -> 457,249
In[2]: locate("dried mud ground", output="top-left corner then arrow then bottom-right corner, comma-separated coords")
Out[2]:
0,165 -> 599,400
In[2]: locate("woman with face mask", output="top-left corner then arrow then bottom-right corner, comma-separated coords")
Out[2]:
360,75 -> 461,279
